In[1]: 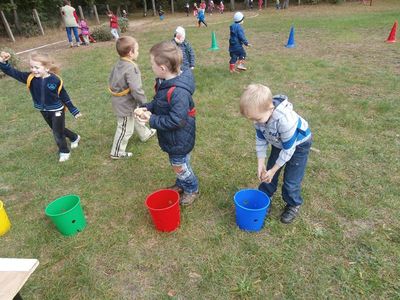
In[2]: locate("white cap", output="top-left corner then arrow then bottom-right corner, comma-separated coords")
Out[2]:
233,12 -> 244,23
175,26 -> 186,37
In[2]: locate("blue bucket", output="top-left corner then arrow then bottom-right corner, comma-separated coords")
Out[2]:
234,189 -> 270,232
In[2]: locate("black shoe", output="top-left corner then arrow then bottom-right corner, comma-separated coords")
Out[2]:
280,205 -> 300,224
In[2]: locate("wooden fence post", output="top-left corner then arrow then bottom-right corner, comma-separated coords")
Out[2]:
0,10 -> 15,42
32,9 -> 44,35
78,6 -> 84,20
93,5 -> 100,24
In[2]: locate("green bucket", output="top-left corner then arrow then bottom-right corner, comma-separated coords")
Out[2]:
45,194 -> 86,236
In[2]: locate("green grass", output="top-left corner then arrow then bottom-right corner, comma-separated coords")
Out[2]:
1,1 -> 400,298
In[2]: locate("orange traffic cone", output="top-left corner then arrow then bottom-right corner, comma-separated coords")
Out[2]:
386,21 -> 397,43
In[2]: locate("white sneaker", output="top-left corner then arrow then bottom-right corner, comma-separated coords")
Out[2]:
110,152 -> 133,160
142,129 -> 156,142
59,152 -> 71,162
71,135 -> 81,149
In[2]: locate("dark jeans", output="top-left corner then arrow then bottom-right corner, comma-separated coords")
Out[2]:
198,20 -> 207,27
229,48 -> 246,64
41,110 -> 78,154
259,138 -> 312,206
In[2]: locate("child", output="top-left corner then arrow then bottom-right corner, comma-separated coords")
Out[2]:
158,5 -> 165,20
258,0 -> 263,10
276,0 -> 280,9
193,2 -> 198,17
184,2 -> 190,16
229,12 -> 250,73
239,84 -> 312,224
107,11 -> 119,40
108,36 -> 156,159
219,1 -> 224,13
197,8 -> 207,27
172,26 -> 196,71
0,51 -> 81,162
208,0 -> 215,14
134,41 -> 199,205
122,9 -> 128,18
78,19 -> 90,45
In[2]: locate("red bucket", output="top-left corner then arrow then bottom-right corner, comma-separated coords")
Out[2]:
145,189 -> 180,232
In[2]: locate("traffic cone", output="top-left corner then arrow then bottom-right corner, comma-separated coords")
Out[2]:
386,21 -> 397,43
208,31 -> 219,51
285,26 -> 295,48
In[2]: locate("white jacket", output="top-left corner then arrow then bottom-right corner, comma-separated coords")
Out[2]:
254,95 -> 311,166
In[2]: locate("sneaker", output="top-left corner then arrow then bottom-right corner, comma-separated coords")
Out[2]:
280,205 -> 300,224
110,152 -> 133,160
166,184 -> 184,195
236,64 -> 247,71
71,135 -> 81,149
180,191 -> 199,206
142,129 -> 156,142
59,152 -> 71,162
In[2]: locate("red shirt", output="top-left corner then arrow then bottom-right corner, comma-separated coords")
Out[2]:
109,14 -> 118,29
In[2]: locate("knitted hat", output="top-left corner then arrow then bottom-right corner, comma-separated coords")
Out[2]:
233,12 -> 244,23
175,26 -> 186,38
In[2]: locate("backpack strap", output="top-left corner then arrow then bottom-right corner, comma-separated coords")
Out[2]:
27,73 -> 63,96
166,85 -> 196,117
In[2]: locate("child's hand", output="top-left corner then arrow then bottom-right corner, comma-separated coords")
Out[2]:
0,52 -> 11,63
246,44 -> 252,48
257,164 -> 266,181
262,169 -> 276,183
137,111 -> 151,123
134,107 -> 147,118
75,113 -> 83,119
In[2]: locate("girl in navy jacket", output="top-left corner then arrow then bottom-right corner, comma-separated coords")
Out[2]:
0,51 -> 81,162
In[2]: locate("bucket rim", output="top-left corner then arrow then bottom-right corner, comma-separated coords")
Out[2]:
45,194 -> 81,217
234,189 -> 270,212
145,189 -> 179,211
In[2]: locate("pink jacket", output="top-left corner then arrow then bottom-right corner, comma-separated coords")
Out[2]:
79,20 -> 89,35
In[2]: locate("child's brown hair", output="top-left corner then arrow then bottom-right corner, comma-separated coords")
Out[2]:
150,41 -> 182,74
239,84 -> 273,117
30,52 -> 60,74
116,36 -> 138,58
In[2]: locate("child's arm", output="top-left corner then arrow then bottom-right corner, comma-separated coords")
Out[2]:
126,67 -> 146,105
58,86 -> 81,118
0,52 -> 30,84
237,27 -> 249,46
187,43 -> 196,69
255,128 -> 268,180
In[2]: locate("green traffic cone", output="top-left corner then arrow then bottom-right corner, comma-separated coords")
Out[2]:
208,31 -> 219,51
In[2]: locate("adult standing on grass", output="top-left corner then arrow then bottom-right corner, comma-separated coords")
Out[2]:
239,84 -> 312,224
61,0 -> 80,47
0,51 -> 82,163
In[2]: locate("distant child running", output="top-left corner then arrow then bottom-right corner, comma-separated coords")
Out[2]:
108,36 -> 156,159
239,84 -> 312,224
184,2 -> 190,16
172,26 -> 196,71
107,11 -> 119,40
134,41 -> 199,205
197,7 -> 207,27
229,12 -> 250,73
0,51 -> 81,162
219,1 -> 224,13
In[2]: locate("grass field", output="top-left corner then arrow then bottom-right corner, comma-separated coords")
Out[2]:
1,1 -> 400,298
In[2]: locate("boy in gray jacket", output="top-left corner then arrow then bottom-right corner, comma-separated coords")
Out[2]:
109,36 -> 155,159
240,84 -> 312,224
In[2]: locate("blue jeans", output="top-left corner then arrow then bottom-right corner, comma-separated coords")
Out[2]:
169,153 -> 199,194
229,48 -> 246,64
259,138 -> 312,206
66,27 -> 80,43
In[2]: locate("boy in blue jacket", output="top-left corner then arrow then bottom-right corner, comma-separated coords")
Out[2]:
239,84 -> 312,224
172,26 -> 196,71
0,51 -> 81,162
134,41 -> 198,206
229,12 -> 250,73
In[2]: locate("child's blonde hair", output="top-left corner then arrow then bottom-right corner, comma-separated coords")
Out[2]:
239,84 -> 273,117
29,52 -> 60,74
150,41 -> 182,74
116,36 -> 138,57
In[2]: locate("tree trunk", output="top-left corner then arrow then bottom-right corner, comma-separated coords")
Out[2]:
151,0 -> 156,16
171,0 -> 175,14
10,0 -> 21,32
143,0 -> 147,16
230,0 -> 235,11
